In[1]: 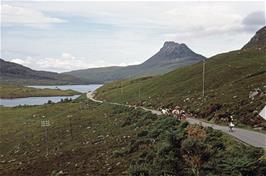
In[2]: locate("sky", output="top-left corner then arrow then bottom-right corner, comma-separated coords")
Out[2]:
1,0 -> 265,72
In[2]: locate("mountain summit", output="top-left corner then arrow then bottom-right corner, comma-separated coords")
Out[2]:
142,41 -> 204,67
161,42 -> 194,55
65,42 -> 205,83
243,26 -> 266,49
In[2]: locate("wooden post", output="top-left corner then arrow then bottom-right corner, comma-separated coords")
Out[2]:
202,59 -> 205,99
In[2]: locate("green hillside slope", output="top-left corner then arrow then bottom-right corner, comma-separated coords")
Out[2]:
96,47 -> 266,129
1,98 -> 265,175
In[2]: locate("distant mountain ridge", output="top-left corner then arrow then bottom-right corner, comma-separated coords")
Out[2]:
0,42 -> 205,85
0,59 -> 88,85
65,41 -> 205,83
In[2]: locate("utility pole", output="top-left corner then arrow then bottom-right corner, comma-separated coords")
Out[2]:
67,115 -> 73,140
202,59 -> 205,99
120,82 -> 123,102
138,86 -> 141,102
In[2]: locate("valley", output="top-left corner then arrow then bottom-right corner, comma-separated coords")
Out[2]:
1,4 -> 265,174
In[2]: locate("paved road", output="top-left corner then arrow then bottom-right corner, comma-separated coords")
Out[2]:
87,92 -> 266,150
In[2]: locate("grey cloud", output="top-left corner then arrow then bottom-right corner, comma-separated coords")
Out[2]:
242,11 -> 265,32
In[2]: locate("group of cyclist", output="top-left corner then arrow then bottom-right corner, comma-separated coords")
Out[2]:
160,105 -> 236,132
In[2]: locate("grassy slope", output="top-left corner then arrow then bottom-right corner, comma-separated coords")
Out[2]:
0,97 -> 265,175
0,98 -> 137,175
96,48 -> 266,128
0,84 -> 80,98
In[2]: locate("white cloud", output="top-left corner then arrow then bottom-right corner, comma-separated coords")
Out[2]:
10,53 -> 140,72
13,2 -> 260,34
8,1 -> 263,45
3,1 -> 266,72
1,4 -> 66,28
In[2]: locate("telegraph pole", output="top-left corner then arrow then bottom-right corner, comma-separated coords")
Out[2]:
120,82 -> 123,102
202,59 -> 205,99
138,86 -> 141,102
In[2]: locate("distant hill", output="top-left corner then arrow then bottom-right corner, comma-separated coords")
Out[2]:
96,26 -> 266,128
64,42 -> 205,83
0,59 -> 89,85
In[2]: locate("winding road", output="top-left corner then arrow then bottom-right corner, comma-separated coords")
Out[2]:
87,92 -> 266,150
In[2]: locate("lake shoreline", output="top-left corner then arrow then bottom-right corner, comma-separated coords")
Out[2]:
0,93 -> 82,100
0,95 -> 81,107
0,84 -> 102,107
0,92 -> 81,99
0,84 -> 82,99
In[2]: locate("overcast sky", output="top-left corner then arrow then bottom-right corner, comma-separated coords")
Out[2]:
1,0 -> 265,72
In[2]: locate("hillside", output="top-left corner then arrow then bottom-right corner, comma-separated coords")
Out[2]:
1,97 -> 265,175
65,42 -> 205,83
95,26 -> 266,129
0,59 -> 89,85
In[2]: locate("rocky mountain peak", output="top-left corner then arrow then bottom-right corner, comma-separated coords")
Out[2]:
141,41 -> 205,67
161,41 -> 188,53
163,41 -> 179,47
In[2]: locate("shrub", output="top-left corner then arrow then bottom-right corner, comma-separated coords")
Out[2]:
129,165 -> 150,176
137,130 -> 149,137
128,138 -> 155,153
186,125 -> 207,141
112,149 -> 126,157
181,138 -> 211,176
47,100 -> 53,104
